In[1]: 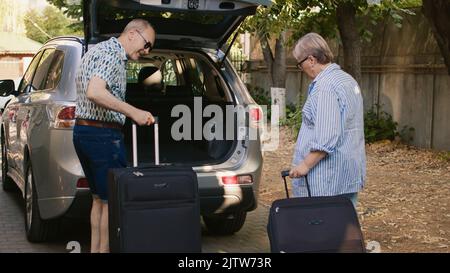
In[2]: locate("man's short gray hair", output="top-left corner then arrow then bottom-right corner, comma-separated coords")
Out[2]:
293,32 -> 333,64
122,19 -> 154,34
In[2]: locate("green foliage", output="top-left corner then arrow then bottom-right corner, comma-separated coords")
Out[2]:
281,103 -> 302,136
46,0 -> 83,20
281,92 -> 306,136
24,6 -> 82,43
364,107 -> 398,143
363,104 -> 415,143
276,0 -> 422,45
46,0 -> 83,32
242,0 -> 301,41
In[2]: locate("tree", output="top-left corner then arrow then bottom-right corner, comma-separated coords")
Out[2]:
46,0 -> 83,20
243,1 -> 301,89
24,5 -> 82,44
290,0 -> 420,84
243,0 -> 418,98
46,0 -> 84,32
422,0 -> 450,75
243,1 -> 303,119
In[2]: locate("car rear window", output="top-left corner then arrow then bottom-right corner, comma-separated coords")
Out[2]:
126,53 -> 229,102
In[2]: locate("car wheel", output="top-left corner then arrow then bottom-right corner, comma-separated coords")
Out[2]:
1,132 -> 16,191
203,211 -> 247,235
24,160 -> 60,242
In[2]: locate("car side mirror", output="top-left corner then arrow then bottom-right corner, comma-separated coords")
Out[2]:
0,80 -> 16,97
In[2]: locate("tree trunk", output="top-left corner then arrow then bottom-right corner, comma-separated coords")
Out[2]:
273,31 -> 287,88
259,34 -> 274,87
258,32 -> 286,88
422,0 -> 450,75
336,1 -> 362,83
258,32 -> 287,118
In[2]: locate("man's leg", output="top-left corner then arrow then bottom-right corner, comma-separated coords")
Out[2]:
90,196 -> 103,253
99,202 -> 109,253
97,129 -> 126,253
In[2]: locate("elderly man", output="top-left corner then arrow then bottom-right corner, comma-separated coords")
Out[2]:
289,32 -> 366,208
73,19 -> 156,253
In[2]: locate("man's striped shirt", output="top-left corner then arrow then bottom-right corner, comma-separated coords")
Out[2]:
75,37 -> 128,125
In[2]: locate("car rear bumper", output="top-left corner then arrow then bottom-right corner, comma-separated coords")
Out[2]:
199,185 -> 257,215
40,132 -> 262,219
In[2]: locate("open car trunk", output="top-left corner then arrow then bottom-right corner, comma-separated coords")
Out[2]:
83,0 -> 272,48
122,50 -> 237,166
80,0 -> 274,165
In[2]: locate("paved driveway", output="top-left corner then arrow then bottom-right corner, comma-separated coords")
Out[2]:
0,178 -> 271,253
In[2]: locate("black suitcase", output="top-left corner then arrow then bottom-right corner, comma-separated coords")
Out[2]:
267,170 -> 365,253
108,119 -> 201,253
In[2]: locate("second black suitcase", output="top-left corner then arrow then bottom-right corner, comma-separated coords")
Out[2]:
267,171 -> 365,253
108,119 -> 201,253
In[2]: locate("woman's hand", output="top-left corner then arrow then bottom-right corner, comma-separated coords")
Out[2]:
289,162 -> 310,178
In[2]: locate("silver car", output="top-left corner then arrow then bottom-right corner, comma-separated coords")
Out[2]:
0,0 -> 269,242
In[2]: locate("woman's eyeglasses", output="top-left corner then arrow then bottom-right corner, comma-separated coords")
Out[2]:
136,30 -> 153,51
296,56 -> 309,71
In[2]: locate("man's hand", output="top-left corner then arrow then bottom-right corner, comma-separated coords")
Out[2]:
289,162 -> 310,178
131,109 -> 155,126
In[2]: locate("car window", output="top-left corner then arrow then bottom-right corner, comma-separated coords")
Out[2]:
161,56 -> 224,99
43,50 -> 64,90
18,50 -> 44,94
162,59 -> 180,87
127,54 -> 229,102
31,49 -> 56,91
186,58 -> 206,97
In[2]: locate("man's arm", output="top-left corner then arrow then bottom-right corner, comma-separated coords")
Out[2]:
86,76 -> 154,125
289,151 -> 327,178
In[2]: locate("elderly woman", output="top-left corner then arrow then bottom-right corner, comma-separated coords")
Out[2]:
289,32 -> 366,207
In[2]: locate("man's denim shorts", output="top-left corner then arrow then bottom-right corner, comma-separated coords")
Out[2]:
73,124 -> 126,202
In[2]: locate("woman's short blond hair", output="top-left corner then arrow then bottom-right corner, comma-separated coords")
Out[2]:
293,32 -> 333,64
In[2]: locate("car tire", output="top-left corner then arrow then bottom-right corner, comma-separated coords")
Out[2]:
1,132 -> 16,192
203,211 -> 247,235
24,160 -> 60,242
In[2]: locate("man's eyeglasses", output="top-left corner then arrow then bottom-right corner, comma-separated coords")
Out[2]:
296,56 -> 309,71
136,30 -> 153,51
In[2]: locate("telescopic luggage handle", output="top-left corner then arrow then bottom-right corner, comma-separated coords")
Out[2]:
280,170 -> 311,198
132,117 -> 159,168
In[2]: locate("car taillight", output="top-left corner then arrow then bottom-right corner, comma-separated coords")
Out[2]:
76,178 -> 89,188
250,107 -> 262,122
221,175 -> 253,185
58,106 -> 75,120
52,106 -> 76,128
249,105 -> 263,128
